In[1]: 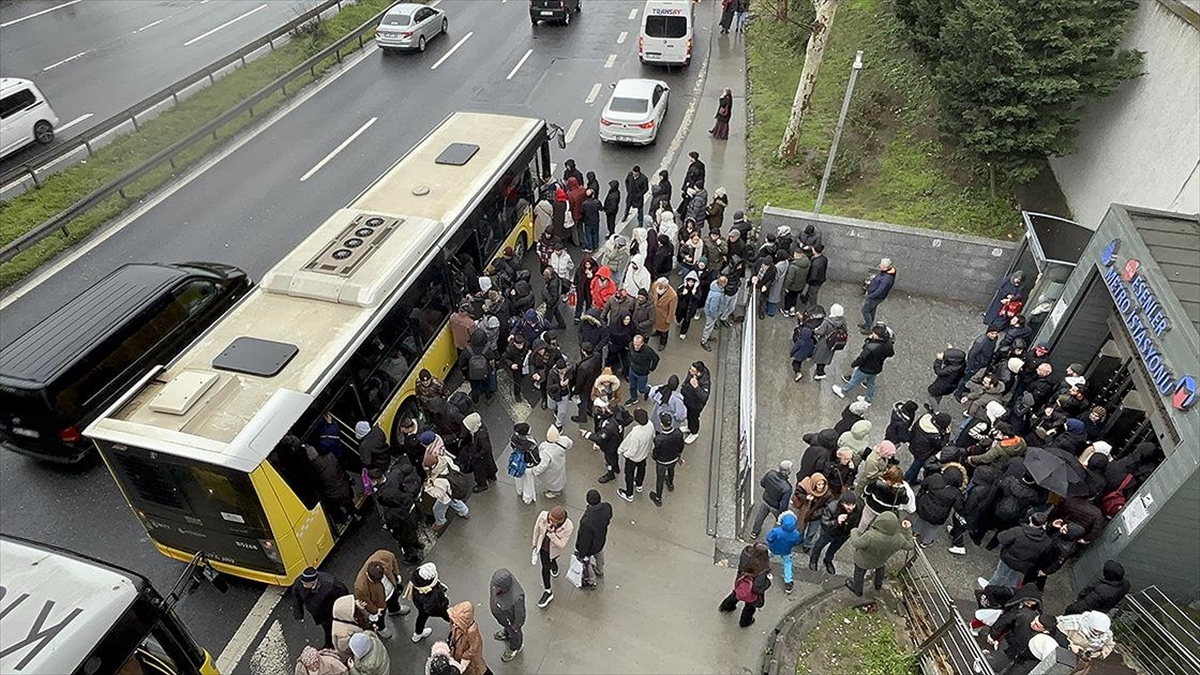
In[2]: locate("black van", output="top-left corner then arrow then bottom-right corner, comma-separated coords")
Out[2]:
0,262 -> 250,464
530,0 -> 581,26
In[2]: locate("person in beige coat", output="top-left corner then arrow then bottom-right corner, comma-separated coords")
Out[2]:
651,277 -> 679,349
353,549 -> 411,639
294,646 -> 347,675
531,506 -> 574,609
331,594 -> 368,660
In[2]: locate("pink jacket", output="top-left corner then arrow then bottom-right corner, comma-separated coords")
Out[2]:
531,511 -> 575,558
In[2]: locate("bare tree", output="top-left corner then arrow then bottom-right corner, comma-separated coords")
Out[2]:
777,0 -> 842,159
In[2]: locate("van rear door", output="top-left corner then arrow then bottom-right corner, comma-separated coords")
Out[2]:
639,1 -> 692,66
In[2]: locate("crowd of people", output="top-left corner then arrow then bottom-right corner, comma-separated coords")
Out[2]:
739,242 -> 1160,673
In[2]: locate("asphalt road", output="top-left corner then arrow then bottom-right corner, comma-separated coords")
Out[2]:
0,0 -> 712,662
0,0 -> 323,173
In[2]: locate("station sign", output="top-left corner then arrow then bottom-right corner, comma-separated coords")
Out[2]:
1099,238 -> 1197,411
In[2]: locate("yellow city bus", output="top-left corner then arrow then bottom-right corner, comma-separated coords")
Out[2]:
84,113 -> 551,585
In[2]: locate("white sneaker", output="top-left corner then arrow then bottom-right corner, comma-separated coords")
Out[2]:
378,626 -> 394,639
831,385 -> 845,398
684,433 -> 699,444
948,546 -> 966,555
977,577 -> 990,590
412,627 -> 433,642
679,333 -> 687,341
544,491 -> 560,499
856,395 -> 869,403
635,485 -> 644,493
794,372 -> 804,382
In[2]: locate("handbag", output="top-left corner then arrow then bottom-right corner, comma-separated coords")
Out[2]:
361,469 -> 375,496
566,555 -> 585,588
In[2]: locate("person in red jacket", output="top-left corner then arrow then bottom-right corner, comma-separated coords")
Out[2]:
590,265 -> 617,310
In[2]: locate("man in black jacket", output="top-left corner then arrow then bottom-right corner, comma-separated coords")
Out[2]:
1064,560 -> 1130,614
292,567 -> 350,649
804,244 -> 828,310
680,361 -> 711,444
581,188 -> 602,252
832,323 -> 895,404
355,421 -> 390,475
583,399 -> 624,484
624,165 -> 649,226
957,327 -> 1000,398
749,460 -> 794,538
990,512 -> 1056,588
571,342 -> 605,423
683,151 -> 706,192
373,462 -> 424,564
575,489 -> 613,588
649,412 -> 684,507
624,335 -> 660,404
542,267 -> 569,330
808,493 -> 861,574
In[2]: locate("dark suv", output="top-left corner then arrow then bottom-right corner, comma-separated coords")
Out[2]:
530,0 -> 581,25
0,262 -> 250,464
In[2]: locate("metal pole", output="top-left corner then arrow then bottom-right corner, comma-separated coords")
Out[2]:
814,50 -> 863,216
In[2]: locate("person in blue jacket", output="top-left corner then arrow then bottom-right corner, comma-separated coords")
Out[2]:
790,320 -> 816,382
860,258 -> 897,333
766,511 -> 803,594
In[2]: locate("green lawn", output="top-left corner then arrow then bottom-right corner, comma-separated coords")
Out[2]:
746,0 -> 1021,239
795,606 -> 916,675
0,0 -> 398,289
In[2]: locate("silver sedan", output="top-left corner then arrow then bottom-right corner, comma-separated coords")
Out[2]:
376,3 -> 448,53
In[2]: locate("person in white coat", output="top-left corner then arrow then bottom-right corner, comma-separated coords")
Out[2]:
616,408 -> 655,502
530,425 -> 571,499
649,375 -> 687,433
622,254 -> 652,296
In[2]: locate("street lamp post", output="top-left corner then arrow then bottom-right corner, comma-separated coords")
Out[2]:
813,50 -> 864,217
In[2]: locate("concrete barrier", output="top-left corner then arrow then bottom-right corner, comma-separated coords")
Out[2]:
761,207 -> 1019,306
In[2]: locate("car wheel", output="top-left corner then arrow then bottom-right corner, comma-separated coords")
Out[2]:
575,1 -> 582,12
33,120 -> 54,145
418,35 -> 426,52
441,18 -> 448,35
563,10 -> 570,25
531,16 -> 538,26
514,234 -> 529,263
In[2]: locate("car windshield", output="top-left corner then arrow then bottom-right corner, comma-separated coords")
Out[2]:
609,96 -> 649,113
382,13 -> 412,25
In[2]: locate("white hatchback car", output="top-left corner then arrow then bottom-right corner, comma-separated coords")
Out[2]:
599,78 -> 669,145
376,3 -> 448,53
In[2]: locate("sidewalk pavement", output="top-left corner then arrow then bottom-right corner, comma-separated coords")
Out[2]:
238,6 -> 820,674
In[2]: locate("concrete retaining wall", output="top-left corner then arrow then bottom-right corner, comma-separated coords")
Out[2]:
761,207 -> 1019,306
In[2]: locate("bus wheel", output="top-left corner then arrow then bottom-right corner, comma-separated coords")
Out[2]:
514,235 -> 529,263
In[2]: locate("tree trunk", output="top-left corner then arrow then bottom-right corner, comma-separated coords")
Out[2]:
776,0 -> 789,21
777,0 -> 841,160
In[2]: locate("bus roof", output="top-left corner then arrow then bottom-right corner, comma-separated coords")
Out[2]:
84,113 -> 543,473
0,535 -> 141,674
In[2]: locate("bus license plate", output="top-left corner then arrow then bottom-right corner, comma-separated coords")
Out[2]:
541,11 -> 554,15
12,427 -> 39,438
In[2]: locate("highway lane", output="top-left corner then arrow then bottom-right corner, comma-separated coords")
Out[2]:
0,0 -> 323,173
0,0 -> 710,659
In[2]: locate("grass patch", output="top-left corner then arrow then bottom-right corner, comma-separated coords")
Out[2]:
796,606 -> 916,675
0,0 -> 397,289
745,0 -> 1020,239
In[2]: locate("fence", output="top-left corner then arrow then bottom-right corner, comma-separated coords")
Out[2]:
0,0 -> 348,193
896,548 -> 994,675
0,2 -> 392,265
1113,586 -> 1200,675
735,291 -> 758,531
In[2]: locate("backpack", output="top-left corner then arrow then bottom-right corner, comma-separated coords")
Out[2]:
449,390 -> 474,417
507,448 -> 527,478
801,305 -> 826,330
467,350 -> 489,381
1100,474 -> 1135,517
448,470 -> 472,500
614,405 -> 635,428
734,573 -> 758,604
826,324 -> 849,351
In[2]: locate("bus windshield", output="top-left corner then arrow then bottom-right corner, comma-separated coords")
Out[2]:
645,15 -> 688,38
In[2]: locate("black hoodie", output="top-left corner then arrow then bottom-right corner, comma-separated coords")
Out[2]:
996,522 -> 1056,574
799,429 -> 840,478
604,181 -> 621,217
1064,560 -> 1130,614
575,500 -> 613,557
927,348 -> 967,397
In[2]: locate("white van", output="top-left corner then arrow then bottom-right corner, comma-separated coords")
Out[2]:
0,77 -> 59,159
639,0 -> 694,67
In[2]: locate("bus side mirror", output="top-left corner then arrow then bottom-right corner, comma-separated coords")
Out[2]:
556,135 -> 566,150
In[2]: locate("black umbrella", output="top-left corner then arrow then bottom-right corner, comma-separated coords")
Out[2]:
1024,446 -> 1092,497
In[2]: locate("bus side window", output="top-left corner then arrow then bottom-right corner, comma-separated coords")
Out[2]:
268,435 -> 321,510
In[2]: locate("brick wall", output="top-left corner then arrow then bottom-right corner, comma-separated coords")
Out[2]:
761,207 -> 1019,306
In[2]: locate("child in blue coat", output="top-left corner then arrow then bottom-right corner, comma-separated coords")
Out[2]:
766,511 -> 803,594
790,323 -> 816,382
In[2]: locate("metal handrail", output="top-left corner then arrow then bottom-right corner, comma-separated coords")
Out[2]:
897,548 -> 994,675
1114,585 -> 1200,675
0,2 -> 393,265
0,0 -> 347,190
737,289 -> 757,530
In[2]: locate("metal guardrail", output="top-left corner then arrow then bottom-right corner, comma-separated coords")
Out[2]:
0,0 -> 346,190
736,289 -> 758,531
0,2 -> 393,265
897,548 -> 994,675
1113,585 -> 1200,675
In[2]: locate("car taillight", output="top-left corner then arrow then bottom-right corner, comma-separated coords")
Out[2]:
687,37 -> 693,54
637,120 -> 656,129
638,36 -> 644,52
402,31 -> 412,37
600,118 -> 614,126
59,426 -> 82,443
259,539 -> 282,564
560,0 -> 567,6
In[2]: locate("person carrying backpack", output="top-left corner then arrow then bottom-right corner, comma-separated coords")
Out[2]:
811,303 -> 849,380
458,330 -> 496,404
508,423 -> 539,505
718,543 -> 772,627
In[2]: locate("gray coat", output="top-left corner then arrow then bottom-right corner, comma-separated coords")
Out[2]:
768,260 -> 788,304
812,315 -> 847,366
489,568 -> 525,632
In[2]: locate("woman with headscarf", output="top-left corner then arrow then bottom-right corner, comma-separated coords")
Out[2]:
718,543 -> 772,627
489,568 -> 527,662
984,271 -> 1027,329
622,253 -> 652,296
462,412 -> 497,493
1057,611 -> 1116,661
448,601 -> 489,675
330,595 -> 367,659
294,645 -> 347,675
606,312 -> 636,376
710,87 -> 733,138
812,303 -> 847,380
791,472 -> 832,550
718,0 -> 734,34
650,277 -> 679,349
408,562 -> 451,643
650,374 -> 687,433
347,632 -> 389,675
530,425 -> 570,499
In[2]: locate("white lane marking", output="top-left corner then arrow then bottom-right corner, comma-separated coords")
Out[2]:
564,118 -> 582,144
184,3 -> 268,46
628,8 -> 638,20
42,50 -> 90,72
136,18 -> 165,32
56,113 -> 94,133
300,116 -> 376,182
431,31 -> 473,70
1,43 -> 383,308
604,53 -> 616,68
214,586 -> 284,674
585,83 -> 602,104
430,0 -> 443,6
506,48 -> 533,80
617,31 -> 628,44
0,0 -> 83,29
